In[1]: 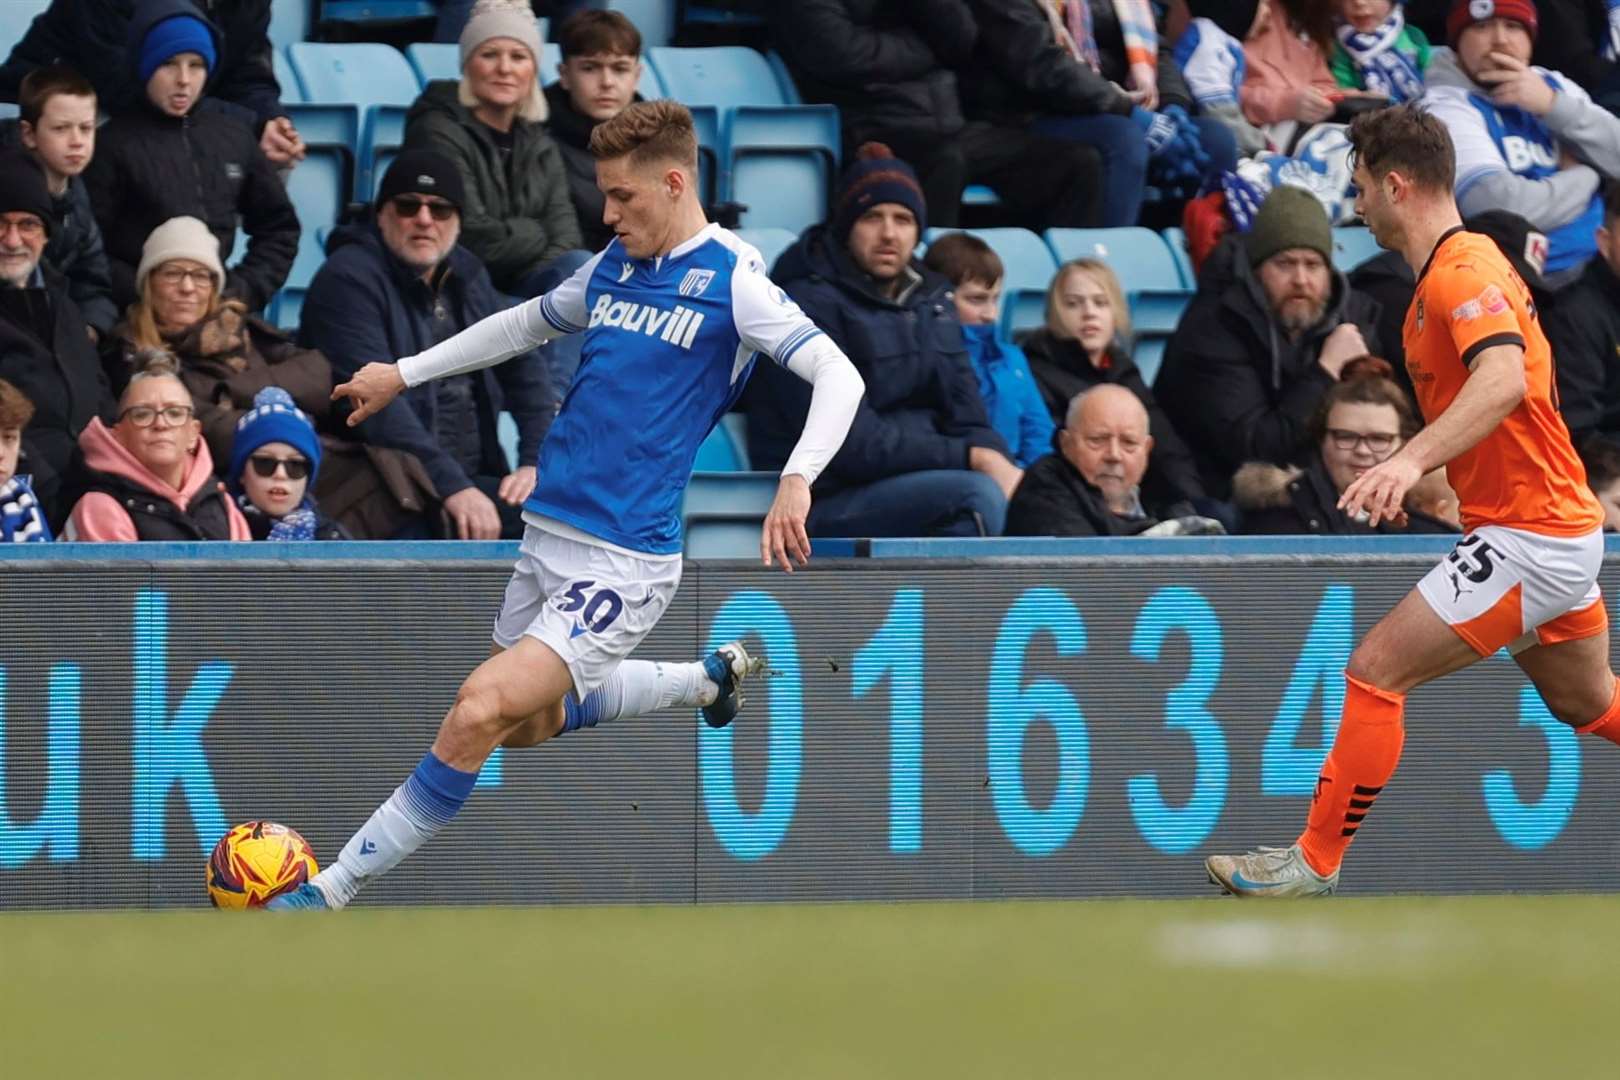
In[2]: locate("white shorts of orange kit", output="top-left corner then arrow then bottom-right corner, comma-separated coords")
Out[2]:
1416,525 -> 1607,656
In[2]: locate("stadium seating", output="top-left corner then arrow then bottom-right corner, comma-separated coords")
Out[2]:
609,0 -> 674,47
0,0 -> 51,48
1132,335 -> 1168,385
319,1 -> 434,25
692,414 -> 751,471
682,470 -> 778,558
1045,226 -> 1192,338
764,50 -> 801,105
734,227 -> 797,273
405,42 -> 460,85
270,1 -> 313,53
1332,226 -> 1383,271
928,227 -> 1058,337
287,43 -> 421,198
1160,226 -> 1198,289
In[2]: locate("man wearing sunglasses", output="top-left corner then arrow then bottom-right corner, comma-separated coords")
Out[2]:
271,101 -> 864,911
0,150 -> 112,525
302,148 -> 555,543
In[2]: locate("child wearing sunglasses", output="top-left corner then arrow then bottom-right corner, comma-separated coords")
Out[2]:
227,387 -> 347,541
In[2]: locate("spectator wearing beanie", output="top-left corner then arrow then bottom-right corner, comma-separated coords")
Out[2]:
0,0 -> 306,167
0,151 -> 112,524
1422,0 -> 1620,277
64,354 -> 251,541
744,143 -> 1017,538
404,0 -> 588,398
228,387 -> 347,541
106,215 -> 334,469
301,149 -> 553,541
771,0 -> 1106,230
84,0 -> 299,312
1155,184 -> 1384,498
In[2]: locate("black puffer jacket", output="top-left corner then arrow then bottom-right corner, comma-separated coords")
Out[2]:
0,0 -> 284,132
81,0 -> 298,311
1019,328 -> 1204,504
744,224 -> 1005,492
1153,234 -> 1383,498
1234,458 -> 1457,536
771,0 -> 978,143
1004,450 -> 1161,536
1544,253 -> 1620,441
0,266 -> 114,523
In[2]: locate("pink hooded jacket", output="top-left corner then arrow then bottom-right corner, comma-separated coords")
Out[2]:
1241,16 -> 1338,126
65,417 -> 251,542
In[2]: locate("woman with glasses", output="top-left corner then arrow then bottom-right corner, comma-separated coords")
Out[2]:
225,387 -> 347,541
62,353 -> 249,541
105,217 -> 333,469
1233,355 -> 1457,534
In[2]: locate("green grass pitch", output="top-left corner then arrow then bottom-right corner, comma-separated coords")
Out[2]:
4,895 -> 1607,1078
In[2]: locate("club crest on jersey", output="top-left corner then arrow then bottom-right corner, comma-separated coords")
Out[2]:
588,292 -> 707,349
678,268 -> 715,297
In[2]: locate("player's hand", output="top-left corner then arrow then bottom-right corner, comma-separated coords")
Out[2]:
443,486 -> 503,540
260,116 -> 307,166
1127,61 -> 1159,111
1293,86 -> 1334,124
496,466 -> 536,505
1477,52 -> 1556,116
969,446 -> 1024,500
332,362 -> 406,426
1318,323 -> 1369,380
1338,454 -> 1422,528
762,473 -> 812,573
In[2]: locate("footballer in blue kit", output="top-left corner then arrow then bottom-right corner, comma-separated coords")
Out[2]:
269,100 -> 865,910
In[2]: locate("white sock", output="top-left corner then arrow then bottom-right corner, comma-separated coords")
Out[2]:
564,660 -> 716,732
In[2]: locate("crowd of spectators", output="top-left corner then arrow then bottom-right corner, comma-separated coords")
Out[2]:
5,0 -> 1620,547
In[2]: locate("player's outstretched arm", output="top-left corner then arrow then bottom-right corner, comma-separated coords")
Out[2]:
766,336 -> 864,572
332,361 -> 407,426
1339,343 -> 1526,525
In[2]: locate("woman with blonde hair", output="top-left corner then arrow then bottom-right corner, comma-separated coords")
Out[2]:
1020,257 -> 1205,504
63,353 -> 250,541
105,216 -> 332,468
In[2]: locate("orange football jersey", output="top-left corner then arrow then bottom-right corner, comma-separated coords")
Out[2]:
1403,229 -> 1602,536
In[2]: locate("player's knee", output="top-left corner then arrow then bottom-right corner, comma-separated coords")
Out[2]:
500,705 -> 565,748
1345,643 -> 1402,694
1540,682 -> 1611,728
446,680 -> 512,744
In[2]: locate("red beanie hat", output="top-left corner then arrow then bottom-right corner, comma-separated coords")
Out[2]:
1448,0 -> 1538,45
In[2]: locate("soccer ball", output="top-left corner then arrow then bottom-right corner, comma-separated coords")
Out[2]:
207,821 -> 319,909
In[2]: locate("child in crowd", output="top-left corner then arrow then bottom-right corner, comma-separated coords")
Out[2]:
1330,0 -> 1430,103
0,377 -> 51,542
227,387 -> 347,541
13,64 -> 116,337
922,233 -> 1054,469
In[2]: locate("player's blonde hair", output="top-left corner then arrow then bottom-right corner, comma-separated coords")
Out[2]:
589,99 -> 698,172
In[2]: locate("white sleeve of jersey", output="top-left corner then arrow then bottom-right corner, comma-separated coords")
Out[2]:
395,249 -> 606,388
1424,85 -> 1507,192
729,250 -> 827,366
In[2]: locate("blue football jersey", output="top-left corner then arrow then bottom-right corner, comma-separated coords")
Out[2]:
524,224 -> 825,554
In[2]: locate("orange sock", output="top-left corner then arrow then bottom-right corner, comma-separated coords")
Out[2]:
1576,677 -> 1620,746
1296,673 -> 1406,878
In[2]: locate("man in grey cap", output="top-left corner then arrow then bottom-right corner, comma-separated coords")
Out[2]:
1154,185 -> 1385,499
300,148 -> 553,541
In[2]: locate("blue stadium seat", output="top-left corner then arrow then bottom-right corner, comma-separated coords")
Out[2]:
282,152 -> 348,327
683,471 -> 779,555
288,43 -> 420,198
1332,226 -> 1383,271
538,42 -> 562,86
691,414 -> 751,471
1129,289 -> 1193,336
609,0 -> 674,47
684,515 -> 764,558
928,227 -> 1057,337
1044,227 -> 1184,296
406,42 -> 461,87
0,0 -> 52,51
1132,336 -> 1168,385
1160,226 -> 1197,288
637,62 -> 666,100
764,50 -> 801,104
498,411 -> 520,469
0,105 -> 16,121
733,227 -> 797,272
319,1 -> 434,24
362,105 -> 410,198
726,105 -> 838,231
645,46 -> 783,108
273,48 -> 302,103
270,1 -> 312,50
962,186 -> 1001,207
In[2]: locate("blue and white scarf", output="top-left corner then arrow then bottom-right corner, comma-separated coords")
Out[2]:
1224,123 -> 1359,229
237,493 -> 317,541
0,474 -> 51,542
1335,8 -> 1425,103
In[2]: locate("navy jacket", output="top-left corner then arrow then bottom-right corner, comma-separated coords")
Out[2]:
298,222 -> 552,501
744,224 -> 1005,492
0,0 -> 284,132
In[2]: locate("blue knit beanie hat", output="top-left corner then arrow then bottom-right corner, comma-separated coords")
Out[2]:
228,388 -> 321,497
832,142 -> 927,241
139,14 -> 217,87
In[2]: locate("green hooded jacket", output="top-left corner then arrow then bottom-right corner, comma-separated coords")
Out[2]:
403,80 -> 584,291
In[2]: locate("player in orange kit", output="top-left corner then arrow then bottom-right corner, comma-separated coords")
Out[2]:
1206,103 -> 1620,897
